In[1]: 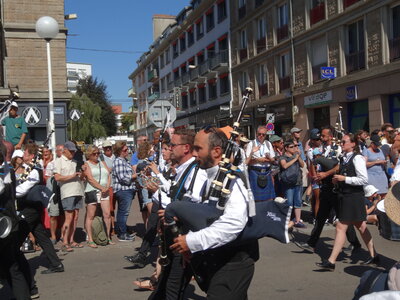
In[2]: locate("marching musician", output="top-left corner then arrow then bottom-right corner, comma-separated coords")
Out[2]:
16,143 -> 64,274
170,127 -> 259,299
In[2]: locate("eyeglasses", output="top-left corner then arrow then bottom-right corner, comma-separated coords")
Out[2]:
257,133 -> 267,136
104,147 -> 112,150
92,152 -> 100,155
122,148 -> 129,152
288,145 -> 298,148
169,143 -> 186,148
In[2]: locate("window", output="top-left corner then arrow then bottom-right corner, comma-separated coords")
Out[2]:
160,53 -> 165,69
279,53 -> 291,91
196,17 -> 204,40
390,5 -> 400,61
348,100 -> 369,132
180,34 -> 186,53
188,27 -> 194,47
343,0 -> 361,9
208,79 -> 217,100
346,20 -> 365,73
217,0 -> 227,23
198,85 -> 206,103
258,64 -> 268,96
219,74 -> 230,94
311,36 -> 327,82
239,72 -> 248,94
206,7 -> 215,32
207,43 -> 215,58
219,35 -> 228,51
310,0 -> 325,25
256,18 -> 267,53
239,29 -> 248,61
180,63 -> 187,75
277,3 -> 289,42
160,77 -> 165,93
165,48 -> 170,64
173,41 -> 178,58
313,106 -> 330,129
173,68 -> 179,80
238,0 -> 246,19
389,94 -> 400,127
197,51 -> 205,64
182,93 -> 188,109
190,89 -> 197,106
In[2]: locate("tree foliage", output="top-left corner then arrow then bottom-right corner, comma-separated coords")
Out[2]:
120,113 -> 134,133
68,94 -> 107,143
76,76 -> 117,136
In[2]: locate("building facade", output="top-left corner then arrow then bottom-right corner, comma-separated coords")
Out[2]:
129,0 -> 232,136
230,0 -> 400,140
0,0 -> 70,144
66,62 -> 92,94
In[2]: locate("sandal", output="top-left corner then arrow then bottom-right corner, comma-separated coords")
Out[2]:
87,241 -> 98,248
61,244 -> 74,252
71,242 -> 84,248
108,239 -> 115,245
132,279 -> 156,291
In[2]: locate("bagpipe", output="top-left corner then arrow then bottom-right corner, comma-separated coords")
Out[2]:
164,87 -> 293,246
0,90 -> 19,124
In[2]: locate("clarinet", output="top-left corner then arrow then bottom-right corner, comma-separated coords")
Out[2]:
19,130 -> 54,183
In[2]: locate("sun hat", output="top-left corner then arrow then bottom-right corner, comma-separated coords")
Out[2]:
384,182 -> 400,225
11,149 -> 24,159
102,140 -> 113,148
364,185 -> 379,198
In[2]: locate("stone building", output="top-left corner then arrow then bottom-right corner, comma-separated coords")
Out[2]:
230,0 -> 400,140
0,0 -> 69,143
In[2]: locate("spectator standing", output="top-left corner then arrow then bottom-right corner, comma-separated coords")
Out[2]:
84,145 -> 113,247
130,135 -> 148,166
246,125 -> 275,201
112,141 -> 137,241
54,141 -> 85,252
270,135 -> 284,197
291,127 -> 306,161
381,123 -> 394,145
1,101 -> 27,149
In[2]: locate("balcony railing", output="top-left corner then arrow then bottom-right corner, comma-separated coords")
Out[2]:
255,0 -> 264,8
128,87 -> 136,98
390,37 -> 400,61
239,48 -> 248,61
279,76 -> 290,92
174,77 -> 182,87
238,6 -> 246,20
310,3 -> 325,25
209,50 -> 229,70
167,81 -> 174,91
148,69 -> 159,82
256,38 -> 266,53
277,24 -> 289,42
199,60 -> 209,76
345,51 -> 365,73
148,92 -> 160,102
259,83 -> 268,96
343,0 -> 360,9
182,72 -> 190,85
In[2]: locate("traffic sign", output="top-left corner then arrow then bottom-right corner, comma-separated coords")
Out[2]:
69,109 -> 81,121
266,113 -> 275,124
22,107 -> 42,125
266,123 -> 275,131
148,100 -> 177,128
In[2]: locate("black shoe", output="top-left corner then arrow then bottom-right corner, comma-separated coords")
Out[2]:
118,233 -> 135,242
41,264 -> 64,274
30,286 -> 39,299
294,241 -> 315,253
361,255 -> 380,266
124,253 -> 146,268
316,259 -> 335,271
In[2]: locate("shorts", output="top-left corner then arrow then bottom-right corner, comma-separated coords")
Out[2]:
48,196 -> 60,217
62,196 -> 83,211
85,190 -> 111,205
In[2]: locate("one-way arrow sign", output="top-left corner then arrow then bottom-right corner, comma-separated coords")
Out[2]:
69,109 -> 81,121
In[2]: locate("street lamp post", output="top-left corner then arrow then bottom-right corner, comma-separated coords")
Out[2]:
35,16 -> 59,150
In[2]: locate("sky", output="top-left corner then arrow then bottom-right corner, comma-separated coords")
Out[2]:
64,0 -> 188,112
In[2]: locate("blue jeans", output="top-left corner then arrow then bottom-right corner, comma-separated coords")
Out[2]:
284,185 -> 302,208
115,189 -> 135,235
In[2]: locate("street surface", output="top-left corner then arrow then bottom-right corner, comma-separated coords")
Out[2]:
1,204 -> 399,300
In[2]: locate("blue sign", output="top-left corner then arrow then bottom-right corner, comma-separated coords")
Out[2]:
320,67 -> 337,79
346,85 -> 358,101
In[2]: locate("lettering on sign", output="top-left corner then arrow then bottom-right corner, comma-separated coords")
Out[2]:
304,90 -> 333,107
22,107 -> 42,125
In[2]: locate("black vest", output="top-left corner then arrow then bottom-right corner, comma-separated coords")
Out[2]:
338,153 -> 364,194
169,161 -> 197,202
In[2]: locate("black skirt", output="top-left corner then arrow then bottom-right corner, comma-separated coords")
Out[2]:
337,192 -> 366,222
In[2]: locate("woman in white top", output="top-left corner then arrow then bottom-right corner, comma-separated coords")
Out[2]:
84,145 -> 113,248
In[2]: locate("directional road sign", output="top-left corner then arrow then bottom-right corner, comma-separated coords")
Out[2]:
69,109 -> 81,121
148,100 -> 177,128
266,113 -> 275,124
22,107 -> 42,125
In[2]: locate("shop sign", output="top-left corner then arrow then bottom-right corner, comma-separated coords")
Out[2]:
270,102 -> 292,121
256,105 -> 267,117
304,90 -> 333,107
219,105 -> 230,116
241,114 -> 251,124
321,67 -> 337,79
346,85 -> 357,101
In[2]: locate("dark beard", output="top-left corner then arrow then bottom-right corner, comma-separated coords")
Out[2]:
199,152 -> 214,169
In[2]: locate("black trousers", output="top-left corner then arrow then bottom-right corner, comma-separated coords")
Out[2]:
138,202 -> 159,255
20,206 -> 61,268
0,220 -> 33,300
308,187 -> 361,248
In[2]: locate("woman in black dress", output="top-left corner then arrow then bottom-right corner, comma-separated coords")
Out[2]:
317,134 -> 378,271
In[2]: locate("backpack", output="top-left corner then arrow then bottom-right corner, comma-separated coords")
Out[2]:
353,269 -> 389,300
91,216 -> 108,246
280,156 -> 299,186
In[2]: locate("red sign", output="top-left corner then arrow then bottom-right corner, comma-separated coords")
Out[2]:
266,123 -> 274,131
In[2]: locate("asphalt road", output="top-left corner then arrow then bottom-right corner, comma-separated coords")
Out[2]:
1,206 -> 399,300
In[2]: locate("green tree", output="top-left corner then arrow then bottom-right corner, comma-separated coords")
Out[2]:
120,113 -> 134,134
68,94 -> 107,143
76,76 -> 117,136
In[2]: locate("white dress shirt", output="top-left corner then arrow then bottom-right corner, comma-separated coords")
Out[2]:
246,139 -> 275,167
343,152 -> 368,186
16,164 -> 40,198
186,165 -> 249,253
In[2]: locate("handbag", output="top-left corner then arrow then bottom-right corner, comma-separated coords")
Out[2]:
257,174 -> 268,188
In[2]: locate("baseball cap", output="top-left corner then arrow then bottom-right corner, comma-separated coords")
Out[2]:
290,127 -> 302,134
269,135 -> 282,143
64,141 -> 77,152
370,134 -> 382,146
363,185 -> 379,198
310,132 -> 321,140
102,140 -> 113,148
10,101 -> 18,108
11,149 -> 24,159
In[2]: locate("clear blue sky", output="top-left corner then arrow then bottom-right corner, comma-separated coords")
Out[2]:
65,0 -> 188,112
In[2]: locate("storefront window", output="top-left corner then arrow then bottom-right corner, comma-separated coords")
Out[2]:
313,106 -> 330,129
389,94 -> 400,127
348,100 -> 369,133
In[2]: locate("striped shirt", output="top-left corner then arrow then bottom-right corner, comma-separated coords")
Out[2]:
112,157 -> 136,192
